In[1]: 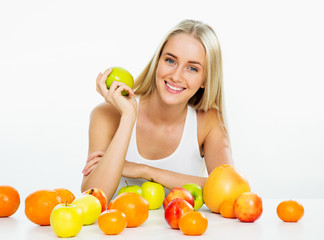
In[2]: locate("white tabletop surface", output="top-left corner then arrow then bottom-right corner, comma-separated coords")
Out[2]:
0,199 -> 322,240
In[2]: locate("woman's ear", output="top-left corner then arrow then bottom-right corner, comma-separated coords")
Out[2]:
200,82 -> 205,89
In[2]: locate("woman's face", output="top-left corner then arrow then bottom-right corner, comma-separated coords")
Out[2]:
155,33 -> 206,107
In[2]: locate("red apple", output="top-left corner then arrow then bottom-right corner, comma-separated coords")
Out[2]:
163,187 -> 194,209
164,198 -> 194,229
83,188 -> 108,213
233,192 -> 263,222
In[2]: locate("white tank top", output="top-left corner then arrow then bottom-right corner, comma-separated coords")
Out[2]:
114,98 -> 207,197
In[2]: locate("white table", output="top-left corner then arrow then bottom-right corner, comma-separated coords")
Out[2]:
0,199 -> 322,239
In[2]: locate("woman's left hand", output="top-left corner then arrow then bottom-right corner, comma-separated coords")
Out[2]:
122,161 -> 147,179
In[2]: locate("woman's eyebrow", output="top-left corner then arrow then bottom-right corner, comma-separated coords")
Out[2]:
165,52 -> 203,67
165,52 -> 178,59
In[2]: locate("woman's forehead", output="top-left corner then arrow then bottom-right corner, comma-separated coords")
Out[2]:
162,33 -> 205,65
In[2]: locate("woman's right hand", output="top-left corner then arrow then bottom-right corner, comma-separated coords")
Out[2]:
96,68 -> 137,117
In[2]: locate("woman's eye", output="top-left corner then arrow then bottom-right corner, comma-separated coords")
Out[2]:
166,58 -> 174,64
189,66 -> 198,72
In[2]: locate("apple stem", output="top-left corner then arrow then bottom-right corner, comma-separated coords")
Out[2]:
65,201 -> 68,207
89,188 -> 94,195
125,180 -> 128,187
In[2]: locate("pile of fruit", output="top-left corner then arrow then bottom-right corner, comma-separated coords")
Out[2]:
0,164 -> 305,238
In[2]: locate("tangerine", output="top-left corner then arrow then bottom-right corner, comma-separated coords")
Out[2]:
109,192 -> 149,227
0,186 -> 20,217
54,188 -> 75,204
179,211 -> 208,235
25,189 -> 62,225
98,209 -> 127,235
219,199 -> 236,218
277,200 -> 304,222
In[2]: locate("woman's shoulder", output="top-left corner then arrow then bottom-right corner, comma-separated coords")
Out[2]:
91,102 -> 118,116
90,102 -> 121,126
197,108 -> 224,144
197,108 -> 221,127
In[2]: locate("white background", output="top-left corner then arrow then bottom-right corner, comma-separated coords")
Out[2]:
0,0 -> 323,204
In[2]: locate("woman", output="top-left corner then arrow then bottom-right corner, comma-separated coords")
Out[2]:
81,19 -> 232,202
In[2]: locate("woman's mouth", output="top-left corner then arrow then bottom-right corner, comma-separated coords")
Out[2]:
164,81 -> 186,93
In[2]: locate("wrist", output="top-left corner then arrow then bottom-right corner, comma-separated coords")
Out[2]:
120,112 -> 136,126
142,165 -> 153,181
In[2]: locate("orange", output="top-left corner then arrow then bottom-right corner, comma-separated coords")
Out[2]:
219,199 -> 236,218
25,189 -> 62,225
109,192 -> 149,227
98,209 -> 127,235
54,188 -> 75,204
179,211 -> 208,235
277,200 -> 304,222
0,186 -> 20,217
203,164 -> 250,213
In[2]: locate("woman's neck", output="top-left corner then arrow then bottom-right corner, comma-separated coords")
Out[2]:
139,93 -> 187,126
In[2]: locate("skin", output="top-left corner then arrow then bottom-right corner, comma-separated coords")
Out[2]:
81,33 -> 232,203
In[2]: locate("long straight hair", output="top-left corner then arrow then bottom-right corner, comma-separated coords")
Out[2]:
134,19 -> 230,140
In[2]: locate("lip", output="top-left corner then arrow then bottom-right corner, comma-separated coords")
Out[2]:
164,81 -> 186,94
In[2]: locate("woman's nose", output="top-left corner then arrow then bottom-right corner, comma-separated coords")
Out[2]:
169,66 -> 182,82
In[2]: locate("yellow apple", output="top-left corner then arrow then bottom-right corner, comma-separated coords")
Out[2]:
50,203 -> 83,238
72,195 -> 101,225
105,67 -> 134,96
141,181 -> 165,210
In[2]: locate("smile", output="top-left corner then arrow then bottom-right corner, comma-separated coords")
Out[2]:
164,81 -> 186,93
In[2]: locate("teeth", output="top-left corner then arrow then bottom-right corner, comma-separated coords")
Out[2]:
166,82 -> 183,91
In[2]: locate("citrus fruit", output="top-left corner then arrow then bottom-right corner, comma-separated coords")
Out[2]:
219,199 -> 236,218
179,211 -> 208,235
0,185 -> 20,217
277,200 -> 304,222
25,189 -> 62,225
98,209 -> 127,235
54,188 -> 75,204
109,192 -> 149,227
164,198 -> 194,229
203,164 -> 251,213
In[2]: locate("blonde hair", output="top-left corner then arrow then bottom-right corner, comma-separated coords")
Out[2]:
134,19 -> 229,138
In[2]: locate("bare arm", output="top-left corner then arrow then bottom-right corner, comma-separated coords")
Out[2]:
81,70 -> 137,202
81,110 -> 135,202
122,161 -> 207,189
201,109 -> 233,174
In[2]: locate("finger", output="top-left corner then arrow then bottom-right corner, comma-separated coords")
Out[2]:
97,68 -> 112,95
82,157 -> 101,173
103,67 -> 113,76
114,85 -> 135,97
100,68 -> 113,87
82,164 -> 97,176
87,151 -> 105,162
110,81 -> 134,97
84,157 -> 101,169
96,73 -> 103,93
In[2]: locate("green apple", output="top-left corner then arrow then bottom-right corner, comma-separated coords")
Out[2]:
117,184 -> 143,196
182,183 -> 204,210
105,67 -> 134,96
141,181 -> 165,210
50,203 -> 84,238
72,194 -> 101,225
